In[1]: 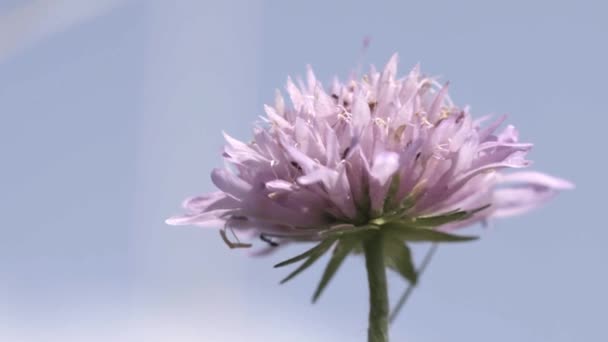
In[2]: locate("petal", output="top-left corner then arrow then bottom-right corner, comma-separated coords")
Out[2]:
472,142 -> 533,167
306,65 -> 317,91
294,117 -> 325,160
473,114 -> 492,128
491,171 -> 573,218
381,53 -> 398,82
239,192 -> 328,228
297,167 -> 338,186
450,151 -> 531,197
222,131 -> 250,151
492,187 -> 556,218
478,141 -> 534,152
281,139 -> 318,174
286,76 -> 303,110
425,172 -> 496,215
368,152 -> 400,214
370,152 -> 400,186
264,105 -> 291,129
165,210 -> 230,227
499,171 -> 575,190
211,168 -> 252,199
324,123 -> 340,167
427,83 -> 449,122
398,64 -> 421,106
331,166 -> 358,219
297,166 -> 357,220
314,85 -> 336,118
181,192 -> 224,211
477,114 -> 507,142
265,179 -> 297,192
223,132 -> 268,165
350,95 -> 371,139
181,192 -> 239,212
274,89 -> 286,116
497,124 -> 519,143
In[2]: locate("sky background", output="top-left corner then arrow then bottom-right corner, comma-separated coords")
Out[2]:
0,0 -> 606,341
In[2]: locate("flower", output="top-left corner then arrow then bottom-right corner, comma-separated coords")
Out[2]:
167,54 -> 572,248
167,54 -> 573,341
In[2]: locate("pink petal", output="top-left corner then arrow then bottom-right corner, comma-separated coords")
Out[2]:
499,171 -> 575,190
370,152 -> 400,186
211,168 -> 252,199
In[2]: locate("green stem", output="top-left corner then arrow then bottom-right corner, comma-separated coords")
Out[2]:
364,233 -> 389,342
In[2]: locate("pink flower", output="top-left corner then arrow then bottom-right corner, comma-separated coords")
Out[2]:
167,54 -> 573,248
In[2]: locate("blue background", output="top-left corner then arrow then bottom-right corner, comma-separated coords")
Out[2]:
0,1 -> 604,341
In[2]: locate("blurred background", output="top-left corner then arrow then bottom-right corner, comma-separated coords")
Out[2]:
0,0 -> 605,341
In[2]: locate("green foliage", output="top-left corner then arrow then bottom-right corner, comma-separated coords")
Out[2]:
312,237 -> 359,302
277,238 -> 337,284
383,237 -> 417,284
274,204 -> 484,302
383,222 -> 478,242
274,238 -> 336,268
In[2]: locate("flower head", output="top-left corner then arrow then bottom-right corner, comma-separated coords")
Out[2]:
167,54 -> 572,248
167,54 -> 573,339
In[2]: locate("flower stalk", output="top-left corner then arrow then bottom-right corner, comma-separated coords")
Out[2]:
364,232 -> 390,342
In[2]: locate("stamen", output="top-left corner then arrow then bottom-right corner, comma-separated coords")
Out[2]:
436,107 -> 451,124
415,112 -> 434,128
410,179 -> 427,198
374,117 -> 387,128
436,142 -> 449,152
394,125 -> 407,141
420,116 -> 434,128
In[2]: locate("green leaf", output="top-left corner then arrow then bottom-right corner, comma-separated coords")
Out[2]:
274,238 -> 336,268
384,222 -> 478,243
319,224 -> 379,239
384,238 -> 417,284
279,238 -> 336,284
312,237 -> 358,302
412,204 -> 491,228
412,210 -> 468,227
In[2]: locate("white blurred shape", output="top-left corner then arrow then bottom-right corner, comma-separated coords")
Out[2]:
0,0 -> 128,63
